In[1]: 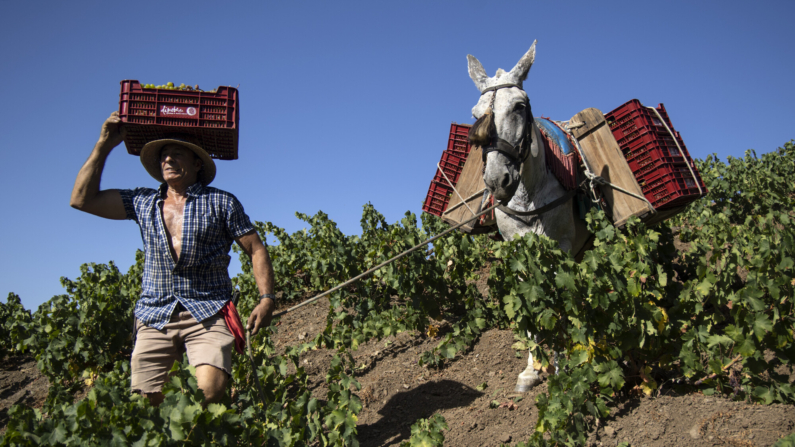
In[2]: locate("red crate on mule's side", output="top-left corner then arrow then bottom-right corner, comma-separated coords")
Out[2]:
423,181 -> 454,216
605,99 -> 707,210
638,164 -> 707,209
118,80 -> 239,160
447,122 -> 473,156
422,123 -> 473,216
434,151 -> 467,184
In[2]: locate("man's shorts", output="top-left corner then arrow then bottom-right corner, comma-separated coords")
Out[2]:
131,309 -> 235,394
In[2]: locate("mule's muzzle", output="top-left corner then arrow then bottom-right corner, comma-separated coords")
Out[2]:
483,151 -> 521,202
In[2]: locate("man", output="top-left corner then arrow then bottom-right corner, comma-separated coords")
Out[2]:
70,111 -> 275,405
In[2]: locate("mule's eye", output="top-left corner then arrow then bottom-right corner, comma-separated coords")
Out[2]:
514,103 -> 526,113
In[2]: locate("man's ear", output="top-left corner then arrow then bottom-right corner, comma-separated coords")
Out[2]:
193,154 -> 203,170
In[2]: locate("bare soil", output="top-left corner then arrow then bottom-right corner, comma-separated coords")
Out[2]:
0,356 -> 49,433
2,295 -> 794,446
276,297 -> 795,447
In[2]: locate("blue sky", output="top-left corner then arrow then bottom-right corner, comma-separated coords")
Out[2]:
2,0 -> 793,311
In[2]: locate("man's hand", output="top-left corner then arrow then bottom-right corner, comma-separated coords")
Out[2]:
246,298 -> 275,336
98,111 -> 127,150
69,111 -> 128,219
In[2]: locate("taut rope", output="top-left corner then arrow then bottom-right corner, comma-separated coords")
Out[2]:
270,201 -> 501,319
244,201 -> 502,407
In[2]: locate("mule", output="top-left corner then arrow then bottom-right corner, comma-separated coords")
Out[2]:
467,41 -> 591,391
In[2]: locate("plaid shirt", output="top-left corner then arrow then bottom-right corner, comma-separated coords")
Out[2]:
120,183 -> 255,330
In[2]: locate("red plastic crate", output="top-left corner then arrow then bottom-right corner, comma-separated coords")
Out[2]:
429,150 -> 467,199
639,164 -> 705,193
422,180 -> 454,216
620,126 -> 687,155
450,122 -> 472,137
439,150 -> 466,173
632,157 -> 699,183
606,99 -> 707,210
447,123 -> 473,155
118,80 -> 239,160
609,103 -> 679,148
423,124 -> 474,216
625,139 -> 692,173
640,168 -> 706,209
607,99 -> 675,133
447,136 -> 470,155
434,163 -> 461,185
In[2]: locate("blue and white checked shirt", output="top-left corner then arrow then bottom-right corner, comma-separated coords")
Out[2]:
120,183 -> 255,330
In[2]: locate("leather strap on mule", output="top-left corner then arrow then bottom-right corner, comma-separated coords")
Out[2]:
480,83 -> 522,94
496,181 -> 585,217
497,189 -> 577,216
487,137 -> 527,163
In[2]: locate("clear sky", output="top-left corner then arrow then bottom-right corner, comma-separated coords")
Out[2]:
2,0 -> 793,311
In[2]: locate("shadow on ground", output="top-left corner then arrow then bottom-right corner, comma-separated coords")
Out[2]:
358,379 -> 482,446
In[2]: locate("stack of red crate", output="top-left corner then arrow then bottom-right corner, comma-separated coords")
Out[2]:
422,123 -> 473,216
605,99 -> 707,209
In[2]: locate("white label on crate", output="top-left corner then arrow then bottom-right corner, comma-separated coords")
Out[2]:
160,105 -> 196,118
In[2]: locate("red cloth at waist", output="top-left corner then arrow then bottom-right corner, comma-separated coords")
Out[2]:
219,300 -> 245,355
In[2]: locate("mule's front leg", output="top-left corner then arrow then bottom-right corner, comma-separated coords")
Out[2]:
515,330 -> 542,392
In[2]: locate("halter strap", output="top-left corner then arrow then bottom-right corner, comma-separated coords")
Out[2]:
497,187 -> 578,216
485,137 -> 526,163
477,83 -> 531,163
479,83 -> 522,94
497,179 -> 587,217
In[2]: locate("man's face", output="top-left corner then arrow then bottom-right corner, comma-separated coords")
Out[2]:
160,144 -> 202,184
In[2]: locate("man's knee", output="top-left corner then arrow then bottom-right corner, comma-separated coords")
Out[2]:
195,364 -> 228,403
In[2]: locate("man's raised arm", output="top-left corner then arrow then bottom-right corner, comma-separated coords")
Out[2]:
70,111 -> 129,220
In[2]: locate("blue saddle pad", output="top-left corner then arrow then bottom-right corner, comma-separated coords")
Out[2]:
535,118 -> 575,156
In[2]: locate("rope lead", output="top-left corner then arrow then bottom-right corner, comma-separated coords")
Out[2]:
269,201 -> 501,319
243,203 -> 501,408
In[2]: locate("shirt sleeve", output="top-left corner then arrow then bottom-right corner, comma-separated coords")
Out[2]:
118,187 -> 155,223
225,194 -> 256,239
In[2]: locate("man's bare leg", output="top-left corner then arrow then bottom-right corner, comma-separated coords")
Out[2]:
141,366 -> 226,407
195,364 -> 228,404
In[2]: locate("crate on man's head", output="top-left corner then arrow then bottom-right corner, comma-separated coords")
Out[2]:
118,80 -> 239,160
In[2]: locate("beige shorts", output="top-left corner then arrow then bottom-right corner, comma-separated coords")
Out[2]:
131,310 -> 235,394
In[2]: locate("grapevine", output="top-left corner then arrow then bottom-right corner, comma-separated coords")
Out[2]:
0,141 -> 793,445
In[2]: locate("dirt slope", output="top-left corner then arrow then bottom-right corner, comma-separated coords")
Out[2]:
277,297 -> 795,447
0,356 -> 48,433
2,297 -> 794,446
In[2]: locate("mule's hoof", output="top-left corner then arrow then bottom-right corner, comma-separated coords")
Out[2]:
514,383 -> 531,393
514,375 -> 542,393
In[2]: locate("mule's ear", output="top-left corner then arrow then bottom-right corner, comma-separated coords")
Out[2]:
509,40 -> 537,83
467,54 -> 489,92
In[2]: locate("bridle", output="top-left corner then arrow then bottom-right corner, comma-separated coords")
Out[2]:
477,83 -> 581,217
478,83 -> 532,165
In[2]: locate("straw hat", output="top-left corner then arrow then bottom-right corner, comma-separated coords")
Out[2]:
140,138 -> 216,185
